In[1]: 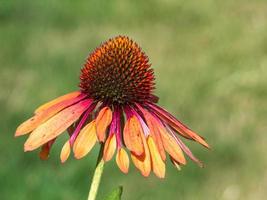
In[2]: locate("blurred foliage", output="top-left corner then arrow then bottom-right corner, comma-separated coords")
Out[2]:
1,0 -> 267,199
104,186 -> 123,200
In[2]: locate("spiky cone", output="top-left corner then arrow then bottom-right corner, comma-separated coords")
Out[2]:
15,36 -> 209,178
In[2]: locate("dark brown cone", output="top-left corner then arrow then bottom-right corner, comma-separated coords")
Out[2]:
80,36 -> 156,105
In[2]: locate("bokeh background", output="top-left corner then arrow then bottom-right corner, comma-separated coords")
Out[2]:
1,0 -> 267,199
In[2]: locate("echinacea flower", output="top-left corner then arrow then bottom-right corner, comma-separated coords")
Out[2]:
15,36 -> 209,178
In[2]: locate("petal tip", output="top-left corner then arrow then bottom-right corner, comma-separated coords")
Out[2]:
73,153 -> 83,160
14,131 -> 20,137
15,126 -> 28,137
24,144 -> 33,152
116,148 -> 130,174
60,141 -> 71,163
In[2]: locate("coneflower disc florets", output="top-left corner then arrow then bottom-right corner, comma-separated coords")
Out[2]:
15,35 -> 209,178
79,36 -> 156,105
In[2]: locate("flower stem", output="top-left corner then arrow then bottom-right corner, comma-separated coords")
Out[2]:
87,144 -> 105,200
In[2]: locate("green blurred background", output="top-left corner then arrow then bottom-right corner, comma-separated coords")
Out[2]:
1,0 -> 267,199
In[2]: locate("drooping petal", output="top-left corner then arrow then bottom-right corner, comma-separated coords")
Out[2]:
60,140 -> 71,163
170,157 -> 182,171
69,103 -> 96,146
114,107 -> 123,148
103,134 -> 117,162
73,120 -> 97,159
95,107 -> 112,142
167,125 -> 203,167
34,91 -> 82,114
159,126 -> 186,165
24,99 -> 92,151
148,103 -> 210,148
123,116 -> 144,156
67,124 -> 75,137
136,104 -> 166,160
15,94 -> 88,137
131,133 -> 151,177
116,148 -> 129,173
39,139 -> 56,160
134,112 -> 150,137
39,143 -> 50,160
147,136 -> 165,178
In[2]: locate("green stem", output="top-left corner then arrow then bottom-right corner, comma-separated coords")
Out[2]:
87,144 -> 105,200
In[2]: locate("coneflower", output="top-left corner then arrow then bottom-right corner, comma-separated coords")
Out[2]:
15,36 -> 209,179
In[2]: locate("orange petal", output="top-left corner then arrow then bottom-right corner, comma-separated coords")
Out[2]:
142,112 -> 166,161
95,107 -> 112,142
149,104 -> 210,148
168,120 -> 210,148
39,143 -> 50,160
34,91 -> 81,114
131,133 -> 151,177
147,136 -> 165,178
15,93 -> 87,137
73,120 -> 97,159
60,141 -> 71,163
123,116 -> 144,155
103,134 -> 117,162
183,128 -> 210,148
159,127 -> 186,165
24,99 -> 91,151
116,148 -> 129,174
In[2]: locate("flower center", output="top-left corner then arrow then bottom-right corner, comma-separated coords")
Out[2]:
79,36 -> 156,105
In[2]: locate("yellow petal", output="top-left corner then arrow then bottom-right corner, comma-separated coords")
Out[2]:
103,134 -> 117,162
60,141 -> 71,163
147,136 -> 165,178
24,99 -> 91,151
73,120 -> 97,159
123,116 -> 144,155
95,107 -> 112,142
159,127 -> 186,165
116,148 -> 129,174
35,91 -> 81,114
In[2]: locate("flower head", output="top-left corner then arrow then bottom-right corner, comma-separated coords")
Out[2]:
15,36 -> 209,178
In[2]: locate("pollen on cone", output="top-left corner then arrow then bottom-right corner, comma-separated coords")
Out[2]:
79,36 -> 156,105
147,136 -> 165,178
73,120 -> 97,159
95,107 -> 112,142
103,134 -> 117,162
60,141 -> 71,163
116,148 -> 130,174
